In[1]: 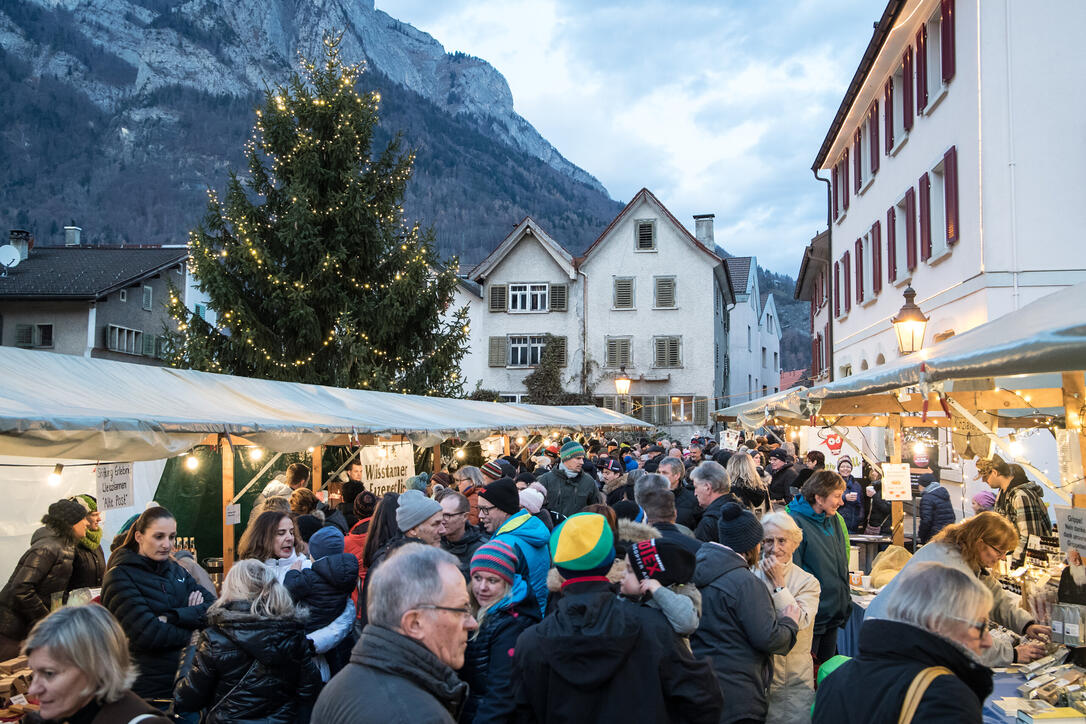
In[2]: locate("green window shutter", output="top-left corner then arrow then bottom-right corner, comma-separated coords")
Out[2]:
694,396 -> 709,426
654,277 -> 676,308
613,278 -> 634,309
489,284 -> 507,312
142,333 -> 155,356
549,284 -> 568,312
554,336 -> 567,367
14,324 -> 33,347
488,336 -> 507,367
600,395 -> 617,411
618,339 -> 631,366
606,338 -> 617,367
668,338 -> 682,368
653,337 -> 667,367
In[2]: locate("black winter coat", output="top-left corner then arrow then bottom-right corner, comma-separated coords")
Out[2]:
691,543 -> 799,724
512,579 -> 723,724
0,526 -> 75,640
768,464 -> 799,502
358,536 -> 422,626
673,484 -> 701,530
173,602 -> 322,723
459,583 -> 540,724
441,527 -> 488,581
813,619 -> 993,723
861,482 -> 892,534
284,552 -> 357,631
312,624 -> 468,724
68,540 -> 106,591
918,485 -> 956,544
693,494 -> 739,543
100,547 -> 212,699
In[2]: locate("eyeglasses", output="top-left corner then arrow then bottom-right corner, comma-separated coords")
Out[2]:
477,503 -> 496,515
982,540 -> 1009,558
415,603 -> 475,620
441,512 -> 466,521
950,616 -> 989,636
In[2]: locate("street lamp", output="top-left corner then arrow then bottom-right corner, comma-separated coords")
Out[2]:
891,286 -> 929,355
614,366 -> 631,396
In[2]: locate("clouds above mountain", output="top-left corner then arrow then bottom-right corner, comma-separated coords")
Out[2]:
377,0 -> 877,273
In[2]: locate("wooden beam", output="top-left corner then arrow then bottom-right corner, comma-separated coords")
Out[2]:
1063,372 -> 1086,502
432,444 -> 443,474
818,388 -> 1063,416
503,435 -> 511,456
889,414 -> 904,547
221,435 -> 235,572
311,445 -> 323,492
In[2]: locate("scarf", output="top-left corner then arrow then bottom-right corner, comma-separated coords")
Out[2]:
79,528 -> 103,551
561,464 -> 579,479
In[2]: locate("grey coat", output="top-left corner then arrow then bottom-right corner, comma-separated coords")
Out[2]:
691,543 -> 799,724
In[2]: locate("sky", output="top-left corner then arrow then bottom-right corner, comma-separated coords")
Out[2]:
376,0 -> 880,277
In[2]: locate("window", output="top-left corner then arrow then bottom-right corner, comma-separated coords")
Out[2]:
155,335 -> 167,359
508,283 -> 548,312
670,396 -> 693,424
509,335 -> 547,367
613,278 -> 635,309
36,324 -> 53,348
653,336 -> 682,368
14,324 -> 33,347
142,333 -> 156,356
194,303 -> 207,320
634,220 -> 656,251
887,61 -> 909,154
605,337 -> 632,367
108,325 -> 143,355
141,286 -> 153,311
488,284 -> 508,312
119,289 -> 127,303
654,276 -> 676,308
889,188 -> 917,282
921,147 -> 958,262
761,347 -> 767,367
766,314 -> 773,333
773,351 -> 779,371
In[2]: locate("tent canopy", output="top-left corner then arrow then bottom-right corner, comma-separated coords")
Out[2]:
0,347 -> 650,460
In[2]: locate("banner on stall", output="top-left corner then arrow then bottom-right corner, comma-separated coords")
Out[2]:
801,427 -> 870,469
96,462 -> 134,510
1055,506 -> 1086,555
882,463 -> 912,501
721,430 -> 740,451
360,443 -> 416,496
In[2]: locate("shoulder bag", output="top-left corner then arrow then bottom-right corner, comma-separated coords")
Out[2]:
897,665 -> 952,724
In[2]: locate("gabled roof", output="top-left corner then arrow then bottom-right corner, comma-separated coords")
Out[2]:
578,188 -> 723,267
779,369 -> 807,390
795,230 -> 831,301
469,217 -> 575,281
760,293 -> 782,340
0,247 -> 188,300
725,257 -> 753,296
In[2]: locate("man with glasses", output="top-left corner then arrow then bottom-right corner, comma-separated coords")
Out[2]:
314,546 -> 476,723
439,492 -> 487,580
478,478 -> 550,615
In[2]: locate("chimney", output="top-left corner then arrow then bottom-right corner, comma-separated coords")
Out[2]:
693,214 -> 715,246
64,226 -> 82,247
9,229 -> 31,261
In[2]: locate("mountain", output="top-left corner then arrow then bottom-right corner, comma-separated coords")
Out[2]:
0,0 -> 621,262
758,267 -> 811,375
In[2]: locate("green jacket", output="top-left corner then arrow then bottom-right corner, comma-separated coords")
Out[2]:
787,497 -> 852,635
536,467 -> 601,519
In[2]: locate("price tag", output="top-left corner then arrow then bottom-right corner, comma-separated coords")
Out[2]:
1067,622 -> 1081,639
10,694 -> 27,706
1028,534 -> 1042,550
1053,619 -> 1064,635
225,504 -> 241,526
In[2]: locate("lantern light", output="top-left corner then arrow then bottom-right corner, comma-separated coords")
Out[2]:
614,366 -> 631,396
48,463 -> 64,486
891,286 -> 929,355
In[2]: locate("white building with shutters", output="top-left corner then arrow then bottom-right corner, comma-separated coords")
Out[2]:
815,0 -> 1086,377
722,257 -> 782,405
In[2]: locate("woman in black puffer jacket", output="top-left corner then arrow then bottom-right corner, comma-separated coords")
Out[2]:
459,541 -> 541,724
174,559 -> 321,723
100,507 -> 212,702
0,498 -> 88,659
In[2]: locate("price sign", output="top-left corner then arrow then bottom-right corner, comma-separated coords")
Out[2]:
882,463 -> 912,501
1055,506 -> 1086,555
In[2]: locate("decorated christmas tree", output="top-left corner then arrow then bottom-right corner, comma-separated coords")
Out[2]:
167,35 -> 468,395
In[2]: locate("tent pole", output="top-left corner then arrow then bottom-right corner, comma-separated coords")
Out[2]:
311,445 -> 323,492
1063,373 -> 1086,505
889,414 -> 904,548
221,435 -> 235,572
503,435 -> 511,456
432,444 -> 443,473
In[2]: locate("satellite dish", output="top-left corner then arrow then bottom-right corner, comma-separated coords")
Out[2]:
0,245 -> 20,275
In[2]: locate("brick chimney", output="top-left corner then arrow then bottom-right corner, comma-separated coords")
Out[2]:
64,226 -> 82,247
693,214 -> 714,246
9,229 -> 32,260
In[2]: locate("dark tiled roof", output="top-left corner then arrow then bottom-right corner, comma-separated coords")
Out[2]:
0,247 -> 188,299
725,257 -> 752,294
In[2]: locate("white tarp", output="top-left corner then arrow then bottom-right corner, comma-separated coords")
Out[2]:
713,387 -> 810,429
0,347 -> 650,460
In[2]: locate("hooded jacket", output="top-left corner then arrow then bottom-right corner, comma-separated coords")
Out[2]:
459,576 -> 541,724
918,483 -> 956,543
284,552 -> 358,631
492,510 -> 551,616
768,463 -> 799,502
691,543 -> 799,724
812,619 -> 993,723
512,579 -> 722,724
312,624 -> 468,724
786,497 -> 851,635
441,526 -> 489,581
603,473 -> 634,506
536,466 -> 601,519
100,547 -> 213,699
861,481 -> 892,534
68,537 -> 106,592
0,525 -> 75,640
173,602 -> 322,723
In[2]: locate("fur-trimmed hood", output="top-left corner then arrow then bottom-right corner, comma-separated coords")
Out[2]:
602,473 -> 629,496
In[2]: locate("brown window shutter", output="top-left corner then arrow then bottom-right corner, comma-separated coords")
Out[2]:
869,102 -> 880,175
554,336 -> 568,367
636,221 -> 656,250
488,284 -> 507,312
919,172 -> 932,261
834,261 -> 841,317
843,251 -> 851,313
853,130 -> 862,192
694,397 -> 709,426
887,207 -> 897,282
614,278 -> 635,309
668,338 -> 681,368
655,277 -> 676,308
941,0 -> 956,83
549,284 -> 568,312
606,337 -> 618,367
842,151 -> 850,210
903,47 -> 915,131
655,396 -> 671,426
832,166 -> 839,220
619,339 -> 631,366
872,221 -> 883,295
488,337 -> 507,367
855,238 -> 864,303
944,146 -> 959,245
884,79 -> 894,153
905,187 -> 918,271
916,26 -> 928,113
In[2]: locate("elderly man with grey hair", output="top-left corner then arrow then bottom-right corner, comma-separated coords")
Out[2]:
657,456 -> 700,530
313,545 -> 477,723
690,461 -> 737,543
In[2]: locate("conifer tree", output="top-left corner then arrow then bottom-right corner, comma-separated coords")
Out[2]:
166,35 -> 468,395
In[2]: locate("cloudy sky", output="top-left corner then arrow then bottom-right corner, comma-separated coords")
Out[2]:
376,0 -> 879,276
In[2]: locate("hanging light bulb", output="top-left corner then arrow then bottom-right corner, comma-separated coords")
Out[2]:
912,441 -> 927,456
455,449 -> 466,460
516,436 -> 525,445
185,454 -> 200,471
248,447 -> 264,462
1008,433 -> 1024,458
47,463 -> 64,486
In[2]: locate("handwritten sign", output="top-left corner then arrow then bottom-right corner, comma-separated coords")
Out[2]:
1055,506 -> 1086,555
95,463 -> 133,510
225,504 -> 241,526
358,443 -> 416,496
882,463 -> 912,501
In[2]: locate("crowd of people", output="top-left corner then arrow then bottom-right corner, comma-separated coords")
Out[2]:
0,435 -> 1058,722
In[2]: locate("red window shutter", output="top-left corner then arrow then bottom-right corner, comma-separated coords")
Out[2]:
903,47 -> 915,131
916,26 -> 928,113
884,79 -> 894,153
834,261 -> 841,317
944,146 -> 959,244
855,238 -> 864,304
872,221 -> 882,294
919,172 -> 932,260
823,323 -> 831,375
870,102 -> 880,175
843,251 -> 852,312
842,151 -> 850,210
812,336 -> 820,376
832,165 -> 839,221
886,206 -> 898,282
853,130 -> 862,192
905,187 -> 918,271
941,0 -> 956,83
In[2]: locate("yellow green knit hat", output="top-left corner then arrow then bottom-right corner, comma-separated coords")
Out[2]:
550,512 -> 615,575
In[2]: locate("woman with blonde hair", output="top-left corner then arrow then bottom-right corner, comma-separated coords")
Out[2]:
173,559 -> 321,723
866,511 -> 1051,665
727,452 -> 769,515
24,604 -> 170,723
